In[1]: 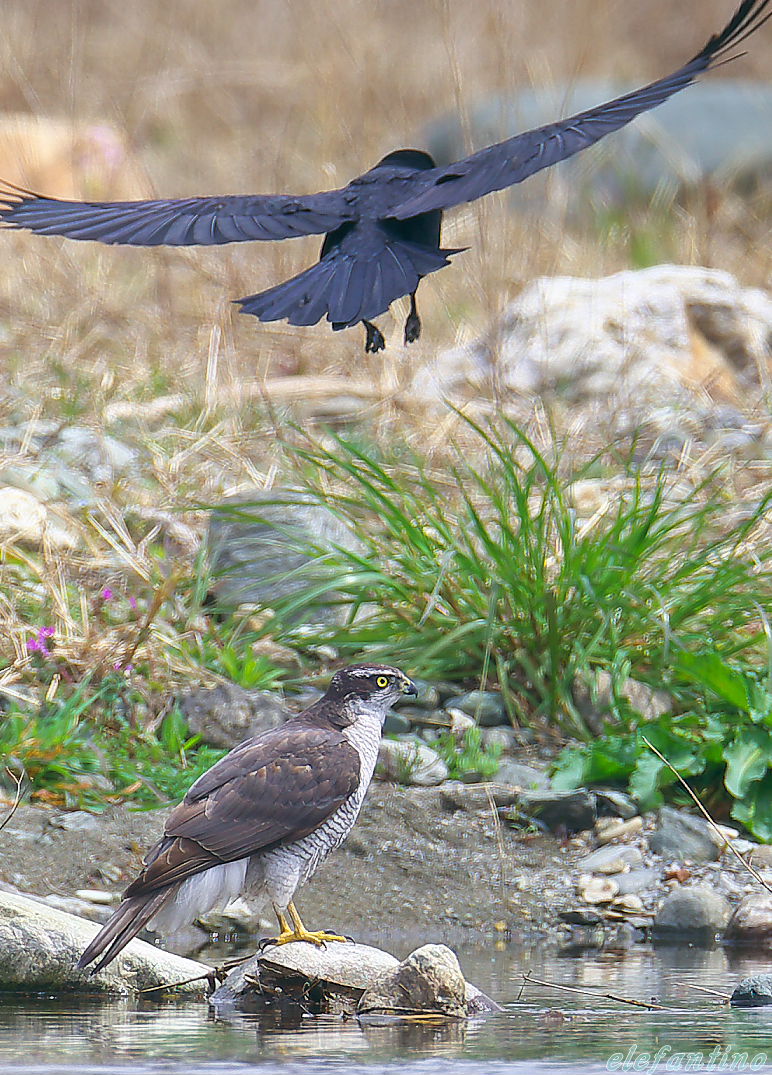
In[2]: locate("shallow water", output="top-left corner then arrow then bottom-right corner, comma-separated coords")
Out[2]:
3,941 -> 772,1074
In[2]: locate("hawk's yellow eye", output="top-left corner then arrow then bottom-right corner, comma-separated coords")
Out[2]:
376,675 -> 389,688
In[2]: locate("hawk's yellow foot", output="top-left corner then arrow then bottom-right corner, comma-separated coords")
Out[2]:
265,901 -> 349,948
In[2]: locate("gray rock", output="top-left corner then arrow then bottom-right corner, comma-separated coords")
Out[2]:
559,908 -> 603,926
0,889 -> 209,996
393,680 -> 441,710
648,806 -> 723,863
178,682 -> 288,749
358,944 -> 476,1019
748,845 -> 772,869
731,974 -> 772,1008
210,939 -> 499,1018
426,81 -> 772,211
377,738 -> 449,787
653,885 -> 732,944
495,759 -> 551,791
515,789 -> 597,834
46,811 -> 101,832
572,669 -> 673,734
449,691 -> 508,727
390,704 -> 444,731
205,489 -> 361,622
578,844 -> 643,874
480,727 -> 521,754
725,895 -> 772,948
382,710 -> 412,735
439,781 -> 519,812
594,789 -> 639,820
614,869 -> 659,896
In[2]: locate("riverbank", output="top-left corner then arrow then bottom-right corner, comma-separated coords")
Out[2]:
1,778 -> 767,960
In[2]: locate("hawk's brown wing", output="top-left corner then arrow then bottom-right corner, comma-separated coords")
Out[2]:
125,721 -> 360,897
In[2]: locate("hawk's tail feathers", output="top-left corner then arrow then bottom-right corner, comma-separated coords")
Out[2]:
235,239 -> 465,329
76,889 -> 171,975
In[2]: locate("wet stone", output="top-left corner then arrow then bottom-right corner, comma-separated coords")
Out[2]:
382,710 -> 412,735
725,894 -> 772,948
653,885 -> 732,945
731,974 -> 772,1008
559,908 -> 603,926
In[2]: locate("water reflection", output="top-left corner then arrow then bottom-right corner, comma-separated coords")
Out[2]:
3,942 -> 772,1074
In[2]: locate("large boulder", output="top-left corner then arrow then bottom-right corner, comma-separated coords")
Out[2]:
413,266 -> 772,412
0,890 -> 210,996
205,488 -> 360,623
210,939 -> 499,1018
178,681 -> 288,749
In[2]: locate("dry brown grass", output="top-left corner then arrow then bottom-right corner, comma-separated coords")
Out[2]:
0,0 -> 770,690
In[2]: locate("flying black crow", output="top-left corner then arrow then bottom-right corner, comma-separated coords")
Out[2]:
0,0 -> 769,353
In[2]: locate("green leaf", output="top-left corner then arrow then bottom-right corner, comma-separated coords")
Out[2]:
676,652 -> 750,711
629,752 -> 666,809
731,770 -> 772,842
723,727 -> 772,798
550,749 -> 589,790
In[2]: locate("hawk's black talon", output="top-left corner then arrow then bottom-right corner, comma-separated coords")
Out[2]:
321,928 -> 355,942
363,320 -> 385,353
257,935 -> 278,952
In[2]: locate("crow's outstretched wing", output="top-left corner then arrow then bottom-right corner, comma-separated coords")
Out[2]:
0,183 -> 354,245
388,0 -> 771,220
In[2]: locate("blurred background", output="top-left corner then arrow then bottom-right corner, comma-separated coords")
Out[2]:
1,0 -> 769,399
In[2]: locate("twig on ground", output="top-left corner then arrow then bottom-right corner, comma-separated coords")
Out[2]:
641,735 -> 772,895
0,768 -> 24,833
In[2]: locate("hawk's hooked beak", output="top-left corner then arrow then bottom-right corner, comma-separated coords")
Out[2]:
402,677 -> 418,697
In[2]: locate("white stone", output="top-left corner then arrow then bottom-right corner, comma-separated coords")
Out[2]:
377,738 -> 449,787
414,266 -> 772,407
0,889 -> 210,995
0,486 -> 77,550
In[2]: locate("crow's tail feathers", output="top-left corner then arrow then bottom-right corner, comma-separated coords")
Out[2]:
76,889 -> 171,975
235,239 -> 465,329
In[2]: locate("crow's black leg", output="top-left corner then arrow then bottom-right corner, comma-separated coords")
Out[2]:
404,291 -> 421,345
363,320 -> 385,353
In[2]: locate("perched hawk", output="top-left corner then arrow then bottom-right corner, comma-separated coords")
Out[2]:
0,0 -> 768,352
77,663 -> 417,974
